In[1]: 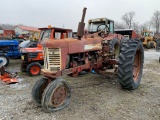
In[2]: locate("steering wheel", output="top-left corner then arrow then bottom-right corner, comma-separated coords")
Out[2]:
97,24 -> 109,37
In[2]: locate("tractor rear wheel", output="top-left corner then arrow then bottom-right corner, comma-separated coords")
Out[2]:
147,41 -> 151,49
41,78 -> 71,112
150,41 -> 154,48
27,62 -> 41,76
32,78 -> 50,106
117,39 -> 144,90
0,54 -> 9,67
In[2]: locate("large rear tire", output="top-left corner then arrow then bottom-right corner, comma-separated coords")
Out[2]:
27,62 -> 41,76
41,78 -> 71,112
147,41 -> 151,49
32,78 -> 50,106
150,41 -> 154,48
118,39 -> 144,90
0,54 -> 9,67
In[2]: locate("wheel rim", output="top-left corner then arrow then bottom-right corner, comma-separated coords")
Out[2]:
30,66 -> 40,75
133,49 -> 141,82
114,43 -> 120,59
51,85 -> 67,108
0,57 -> 7,66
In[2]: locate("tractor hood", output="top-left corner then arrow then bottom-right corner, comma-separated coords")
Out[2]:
42,38 -> 74,48
20,47 -> 43,53
0,40 -> 19,46
42,37 -> 102,54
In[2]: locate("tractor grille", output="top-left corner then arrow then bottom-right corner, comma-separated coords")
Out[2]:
43,48 -> 61,71
28,52 -> 38,59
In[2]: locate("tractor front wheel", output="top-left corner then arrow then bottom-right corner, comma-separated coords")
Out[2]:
32,78 -> 50,106
0,54 -> 9,67
118,39 -> 144,90
27,62 -> 41,76
41,78 -> 71,112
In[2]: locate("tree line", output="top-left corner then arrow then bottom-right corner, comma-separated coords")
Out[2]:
115,10 -> 160,35
0,24 -> 25,30
1,10 -> 160,36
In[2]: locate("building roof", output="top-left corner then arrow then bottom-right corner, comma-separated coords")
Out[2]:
115,29 -> 134,31
17,25 -> 40,32
39,27 -> 72,31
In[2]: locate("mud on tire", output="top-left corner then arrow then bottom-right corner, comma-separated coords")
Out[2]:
117,39 -> 144,90
41,78 -> 71,112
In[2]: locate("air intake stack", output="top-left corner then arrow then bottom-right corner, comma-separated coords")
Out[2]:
77,7 -> 87,40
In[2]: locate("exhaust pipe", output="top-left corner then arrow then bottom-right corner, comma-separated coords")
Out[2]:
77,7 -> 87,40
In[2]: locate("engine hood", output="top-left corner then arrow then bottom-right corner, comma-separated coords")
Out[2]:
41,37 -> 102,54
20,47 -> 43,53
41,38 -> 76,48
0,40 -> 19,46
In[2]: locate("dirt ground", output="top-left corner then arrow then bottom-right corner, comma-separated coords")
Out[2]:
0,49 -> 160,120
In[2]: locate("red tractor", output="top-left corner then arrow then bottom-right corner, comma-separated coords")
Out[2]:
32,8 -> 144,112
20,27 -> 72,76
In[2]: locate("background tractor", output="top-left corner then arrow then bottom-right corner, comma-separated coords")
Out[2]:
0,39 -> 21,67
20,27 -> 72,76
32,8 -> 144,112
154,38 -> 160,62
141,30 -> 155,49
154,38 -> 160,51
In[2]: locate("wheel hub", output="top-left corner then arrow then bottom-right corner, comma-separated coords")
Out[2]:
31,66 -> 40,75
0,57 -> 7,66
51,86 -> 67,107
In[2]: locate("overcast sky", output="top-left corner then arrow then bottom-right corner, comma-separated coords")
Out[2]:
0,0 -> 160,31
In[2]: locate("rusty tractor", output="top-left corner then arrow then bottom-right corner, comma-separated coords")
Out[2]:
20,27 -> 72,76
32,8 -> 144,112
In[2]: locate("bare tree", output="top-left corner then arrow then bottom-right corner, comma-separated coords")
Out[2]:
139,23 -> 147,32
146,21 -> 152,30
132,22 -> 140,33
151,10 -> 160,35
122,11 -> 135,29
114,22 -> 126,29
139,21 -> 152,33
0,24 -> 16,30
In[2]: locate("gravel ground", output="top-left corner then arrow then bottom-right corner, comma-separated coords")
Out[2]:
0,49 -> 160,120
